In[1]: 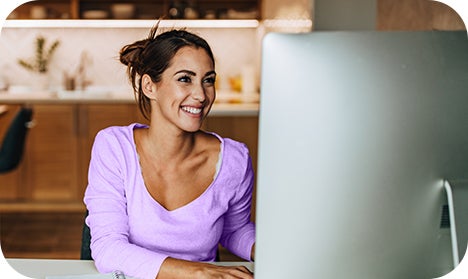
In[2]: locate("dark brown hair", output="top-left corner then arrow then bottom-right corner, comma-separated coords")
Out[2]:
119,22 -> 215,120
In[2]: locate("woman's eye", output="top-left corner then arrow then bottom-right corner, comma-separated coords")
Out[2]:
178,75 -> 191,83
203,77 -> 216,85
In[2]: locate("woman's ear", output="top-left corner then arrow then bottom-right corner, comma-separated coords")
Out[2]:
141,74 -> 157,99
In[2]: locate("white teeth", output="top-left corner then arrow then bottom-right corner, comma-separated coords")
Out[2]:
182,106 -> 202,114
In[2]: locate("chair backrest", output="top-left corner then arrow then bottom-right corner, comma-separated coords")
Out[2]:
0,107 -> 33,173
81,210 -> 92,260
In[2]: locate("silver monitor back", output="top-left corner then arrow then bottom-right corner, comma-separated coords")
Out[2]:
256,31 -> 468,279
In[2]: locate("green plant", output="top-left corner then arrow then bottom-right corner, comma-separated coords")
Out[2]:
18,36 -> 60,73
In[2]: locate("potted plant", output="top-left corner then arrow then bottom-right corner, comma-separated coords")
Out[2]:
17,36 -> 60,91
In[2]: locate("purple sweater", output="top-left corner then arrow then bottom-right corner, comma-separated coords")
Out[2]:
83,123 -> 255,279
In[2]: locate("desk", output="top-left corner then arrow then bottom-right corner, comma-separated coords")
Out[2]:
6,258 -> 254,279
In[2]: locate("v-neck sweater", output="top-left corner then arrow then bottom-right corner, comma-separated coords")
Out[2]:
83,123 -> 255,279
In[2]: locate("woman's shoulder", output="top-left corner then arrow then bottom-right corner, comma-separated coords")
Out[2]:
204,132 -> 251,176
210,132 -> 254,196
96,123 -> 146,141
204,131 -> 250,156
93,123 -> 146,152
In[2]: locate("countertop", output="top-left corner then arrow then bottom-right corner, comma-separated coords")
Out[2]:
0,91 -> 259,116
6,258 -> 254,279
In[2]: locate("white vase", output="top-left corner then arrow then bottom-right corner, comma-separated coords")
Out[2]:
31,72 -> 49,92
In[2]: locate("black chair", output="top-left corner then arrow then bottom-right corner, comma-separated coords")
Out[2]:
0,106 -> 33,173
81,210 -> 92,260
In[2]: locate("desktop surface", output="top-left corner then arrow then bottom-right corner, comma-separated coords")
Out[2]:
5,258 -> 254,279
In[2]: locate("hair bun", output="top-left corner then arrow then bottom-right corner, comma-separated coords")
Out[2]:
119,39 -> 148,68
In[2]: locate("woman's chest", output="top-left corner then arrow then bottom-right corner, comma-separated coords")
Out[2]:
126,188 -> 229,252
142,165 -> 215,211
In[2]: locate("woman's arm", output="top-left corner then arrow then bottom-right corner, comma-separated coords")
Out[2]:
219,147 -> 256,261
157,258 -> 253,279
84,130 -> 166,279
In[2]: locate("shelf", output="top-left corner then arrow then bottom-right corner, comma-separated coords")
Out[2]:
2,19 -> 260,28
8,0 -> 260,20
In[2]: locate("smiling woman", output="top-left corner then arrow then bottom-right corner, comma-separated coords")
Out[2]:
119,24 -> 215,122
139,46 -> 216,133
83,22 -> 256,279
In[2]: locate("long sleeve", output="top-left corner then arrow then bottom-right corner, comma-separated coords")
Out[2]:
84,129 -> 166,279
219,145 -> 256,261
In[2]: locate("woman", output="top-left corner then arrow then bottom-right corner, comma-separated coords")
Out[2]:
83,23 -> 255,279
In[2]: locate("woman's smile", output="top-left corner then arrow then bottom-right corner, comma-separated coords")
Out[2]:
181,105 -> 203,116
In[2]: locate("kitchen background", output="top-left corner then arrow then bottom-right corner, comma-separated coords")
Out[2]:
0,0 -> 465,261
0,0 -> 312,95
0,0 -> 464,95
0,26 -> 262,95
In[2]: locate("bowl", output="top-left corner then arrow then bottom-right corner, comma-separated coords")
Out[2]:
82,10 -> 109,19
111,4 -> 136,19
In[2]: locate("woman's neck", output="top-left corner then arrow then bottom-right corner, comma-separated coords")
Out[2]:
140,124 -> 199,163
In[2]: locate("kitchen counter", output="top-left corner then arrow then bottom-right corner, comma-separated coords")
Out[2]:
0,91 -> 259,116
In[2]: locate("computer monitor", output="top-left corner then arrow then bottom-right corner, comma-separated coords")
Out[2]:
255,31 -> 468,279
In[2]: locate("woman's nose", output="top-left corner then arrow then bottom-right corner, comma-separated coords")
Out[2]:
192,84 -> 206,102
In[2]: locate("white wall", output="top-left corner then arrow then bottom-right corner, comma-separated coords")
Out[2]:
0,26 -> 259,93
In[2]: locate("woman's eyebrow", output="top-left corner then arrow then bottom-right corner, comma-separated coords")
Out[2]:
174,70 -> 216,77
174,70 -> 196,76
205,70 -> 216,77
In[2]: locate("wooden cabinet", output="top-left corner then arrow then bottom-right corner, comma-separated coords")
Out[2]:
0,103 -> 142,211
25,105 -> 80,202
10,0 -> 261,20
24,104 -> 145,203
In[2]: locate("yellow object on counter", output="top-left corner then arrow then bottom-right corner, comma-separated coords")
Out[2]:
229,75 -> 242,92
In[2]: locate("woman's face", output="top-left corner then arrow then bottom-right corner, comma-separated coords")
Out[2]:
151,46 -> 216,133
